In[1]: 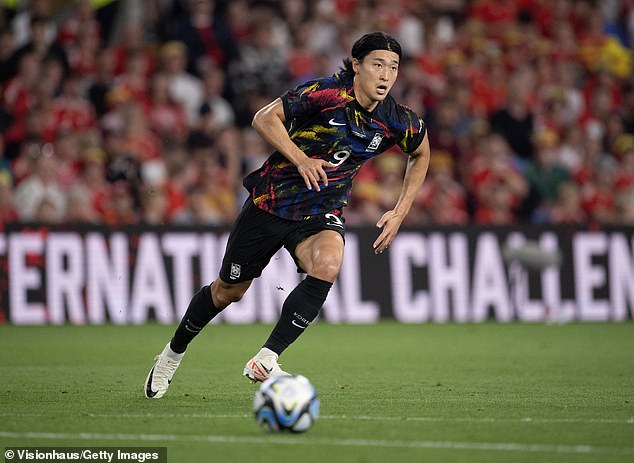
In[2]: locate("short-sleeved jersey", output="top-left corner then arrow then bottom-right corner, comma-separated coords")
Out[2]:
243,72 -> 427,221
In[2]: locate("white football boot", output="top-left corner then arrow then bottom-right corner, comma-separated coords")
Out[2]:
144,342 -> 184,398
243,348 -> 291,383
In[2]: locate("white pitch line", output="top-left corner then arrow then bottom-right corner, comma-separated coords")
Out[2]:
1,412 -> 632,425
1,431 -> 633,457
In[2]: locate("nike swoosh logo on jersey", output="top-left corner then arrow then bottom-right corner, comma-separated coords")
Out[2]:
329,118 -> 346,126
291,320 -> 307,329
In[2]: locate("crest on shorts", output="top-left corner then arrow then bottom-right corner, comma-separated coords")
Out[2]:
367,133 -> 383,151
230,263 -> 241,280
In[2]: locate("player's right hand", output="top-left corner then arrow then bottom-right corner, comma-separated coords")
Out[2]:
297,157 -> 334,192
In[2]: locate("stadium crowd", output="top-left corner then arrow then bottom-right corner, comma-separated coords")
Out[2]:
0,0 -> 633,228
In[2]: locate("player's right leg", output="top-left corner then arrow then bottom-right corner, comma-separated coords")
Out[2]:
144,198 -> 283,398
144,279 -> 251,399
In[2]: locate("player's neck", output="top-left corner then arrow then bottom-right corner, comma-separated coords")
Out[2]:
352,80 -> 379,113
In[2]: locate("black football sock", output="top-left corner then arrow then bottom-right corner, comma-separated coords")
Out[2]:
263,275 -> 333,355
170,284 -> 221,354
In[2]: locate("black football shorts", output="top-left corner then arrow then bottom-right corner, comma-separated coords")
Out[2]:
219,198 -> 346,283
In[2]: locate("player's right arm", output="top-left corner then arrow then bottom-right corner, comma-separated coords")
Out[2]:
252,98 -> 332,192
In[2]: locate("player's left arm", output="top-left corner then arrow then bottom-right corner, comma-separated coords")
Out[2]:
373,131 -> 431,254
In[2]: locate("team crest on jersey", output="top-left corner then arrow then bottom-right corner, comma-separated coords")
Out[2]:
230,263 -> 241,280
367,133 -> 383,151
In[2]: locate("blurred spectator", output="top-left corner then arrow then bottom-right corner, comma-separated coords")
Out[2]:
0,27 -> 15,85
469,133 -> 529,223
622,81 -> 634,135
148,72 -> 189,144
213,126 -> 243,190
103,180 -> 139,225
87,47 -> 117,117
51,129 -> 81,191
67,146 -> 109,223
474,182 -> 518,225
196,154 -> 237,224
103,127 -> 141,188
198,65 -> 235,133
0,162 -> 18,227
2,51 -> 40,152
224,0 -> 254,47
140,183 -> 169,224
549,181 -> 587,225
7,14 -> 68,80
616,190 -> 634,224
172,183 -> 220,225
51,72 -> 97,134
66,21 -> 101,78
162,145 -> 196,221
65,186 -> 100,223
523,129 -> 572,221
111,49 -> 152,112
558,123 -> 586,172
374,153 -> 407,215
57,0 -> 101,50
428,94 -> 462,159
120,102 -> 163,163
168,0 -> 237,75
111,23 -> 155,77
581,156 -> 619,225
615,140 -> 634,193
285,26 -> 315,85
227,20 -> 290,126
489,70 -> 536,160
33,195 -> 63,224
13,144 -> 66,221
159,40 -> 204,126
416,150 -> 469,225
241,127 -> 270,176
11,0 -> 55,50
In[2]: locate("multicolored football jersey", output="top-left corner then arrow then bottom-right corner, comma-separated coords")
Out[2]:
243,72 -> 427,220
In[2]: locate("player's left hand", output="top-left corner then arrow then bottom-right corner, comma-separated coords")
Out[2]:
373,210 -> 404,254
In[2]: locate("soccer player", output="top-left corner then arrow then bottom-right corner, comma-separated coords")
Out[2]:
144,31 -> 431,398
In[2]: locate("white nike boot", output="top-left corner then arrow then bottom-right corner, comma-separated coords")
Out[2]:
243,348 -> 291,383
144,342 -> 184,398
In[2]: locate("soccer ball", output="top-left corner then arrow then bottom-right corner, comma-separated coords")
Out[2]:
253,375 -> 320,433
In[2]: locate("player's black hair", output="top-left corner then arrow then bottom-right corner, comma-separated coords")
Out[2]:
340,31 -> 403,76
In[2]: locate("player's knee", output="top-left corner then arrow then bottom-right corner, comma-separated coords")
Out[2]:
310,255 -> 342,282
211,280 -> 250,308
214,288 -> 243,307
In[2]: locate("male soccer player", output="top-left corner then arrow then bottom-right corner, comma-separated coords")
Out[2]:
145,31 -> 431,398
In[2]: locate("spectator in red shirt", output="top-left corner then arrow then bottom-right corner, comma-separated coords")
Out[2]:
148,72 -> 189,144
470,133 -> 529,222
417,150 -> 469,225
169,0 -> 238,74
581,156 -> 619,225
57,0 -> 101,49
51,73 -> 97,134
111,49 -> 152,112
549,181 -> 587,224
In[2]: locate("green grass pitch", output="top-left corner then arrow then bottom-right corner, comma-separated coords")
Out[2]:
1,322 -> 633,463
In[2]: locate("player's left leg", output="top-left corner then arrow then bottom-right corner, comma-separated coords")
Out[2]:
243,230 -> 343,382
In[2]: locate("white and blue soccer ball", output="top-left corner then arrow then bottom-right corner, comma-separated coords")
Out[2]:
253,374 -> 319,433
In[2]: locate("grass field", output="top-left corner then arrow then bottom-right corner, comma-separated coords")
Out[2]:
1,322 -> 633,463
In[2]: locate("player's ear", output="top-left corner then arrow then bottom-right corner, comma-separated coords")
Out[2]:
352,58 -> 361,74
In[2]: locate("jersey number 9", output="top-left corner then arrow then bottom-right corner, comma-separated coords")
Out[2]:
331,150 -> 351,167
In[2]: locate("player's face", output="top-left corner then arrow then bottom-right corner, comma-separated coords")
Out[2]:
352,50 -> 400,111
